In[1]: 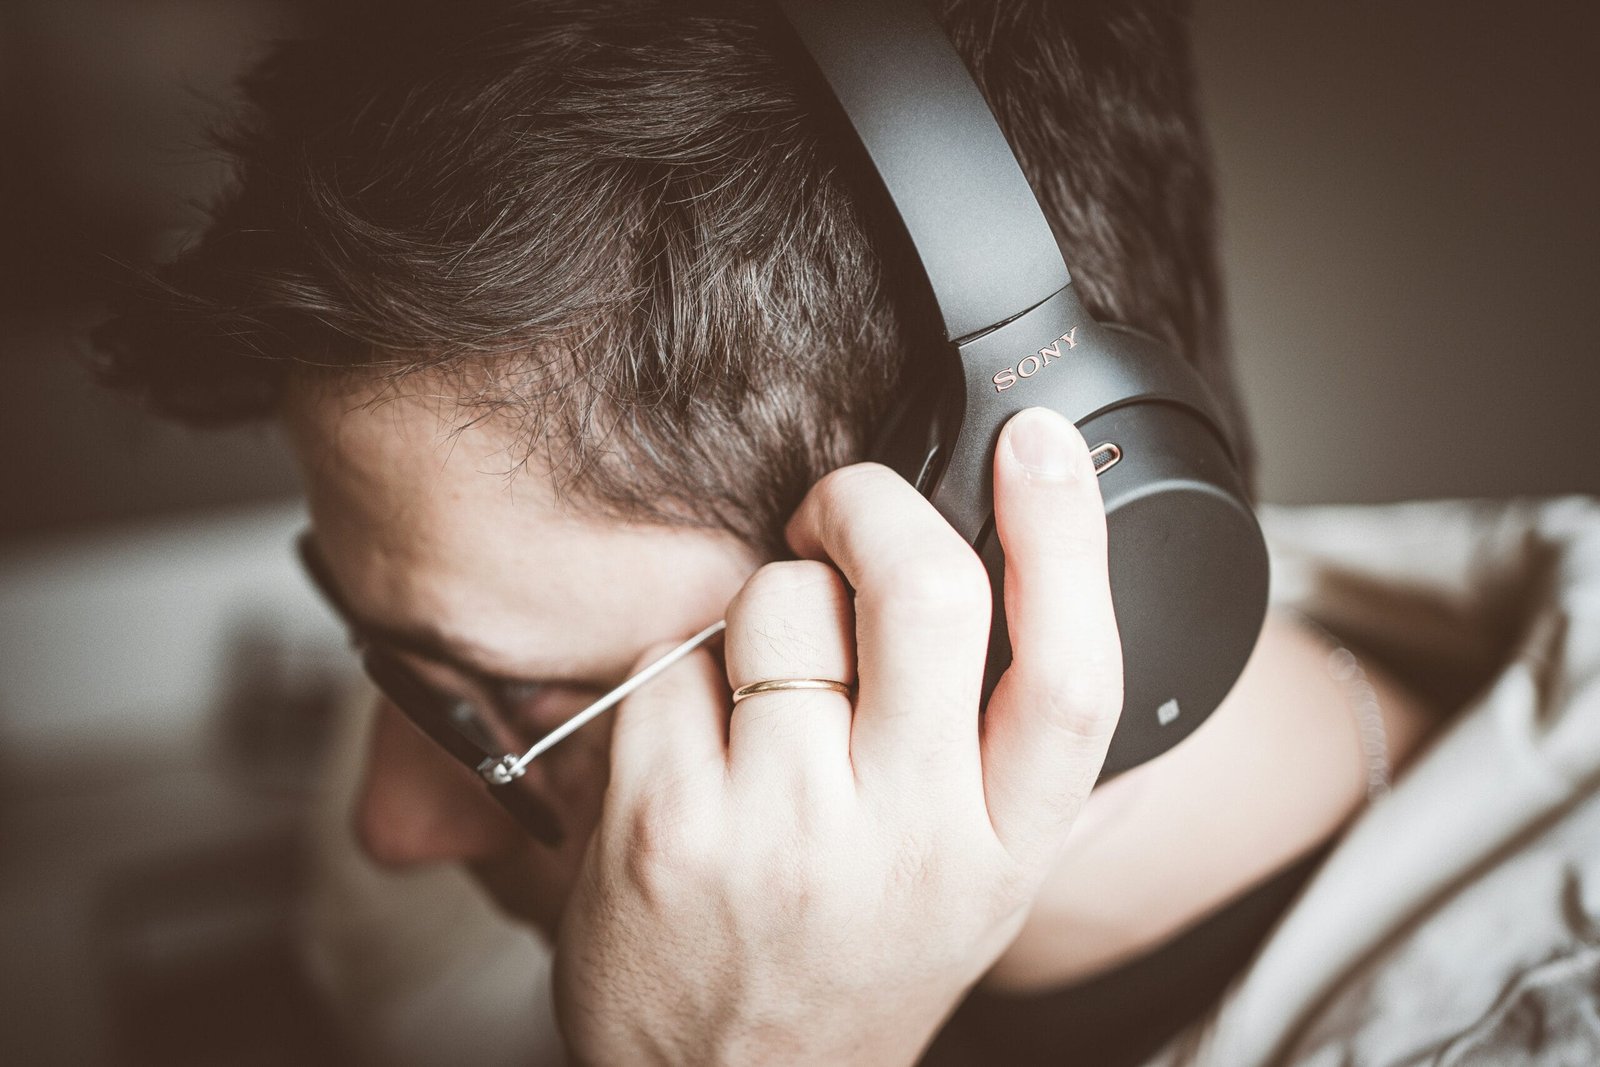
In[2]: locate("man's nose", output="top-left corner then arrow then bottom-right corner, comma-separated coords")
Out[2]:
354,699 -> 521,867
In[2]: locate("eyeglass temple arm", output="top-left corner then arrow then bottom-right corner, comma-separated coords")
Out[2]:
478,619 -> 728,785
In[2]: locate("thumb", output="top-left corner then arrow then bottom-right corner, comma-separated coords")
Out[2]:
980,407 -> 1124,863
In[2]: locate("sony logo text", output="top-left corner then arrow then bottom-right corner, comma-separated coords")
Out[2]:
991,327 -> 1078,392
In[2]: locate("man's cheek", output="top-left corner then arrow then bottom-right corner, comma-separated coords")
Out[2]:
512,704 -> 614,852
544,714 -> 614,836
470,759 -> 610,937
422,684 -> 615,934
469,846 -> 574,937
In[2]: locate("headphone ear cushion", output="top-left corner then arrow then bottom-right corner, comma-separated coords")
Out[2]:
976,401 -> 1268,780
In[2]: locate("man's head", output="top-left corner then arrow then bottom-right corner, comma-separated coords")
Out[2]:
97,0 -> 1247,924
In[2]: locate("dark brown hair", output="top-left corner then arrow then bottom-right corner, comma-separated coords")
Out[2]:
95,0 -> 1250,555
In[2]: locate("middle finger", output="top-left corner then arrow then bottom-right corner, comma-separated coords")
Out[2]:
784,463 -> 993,784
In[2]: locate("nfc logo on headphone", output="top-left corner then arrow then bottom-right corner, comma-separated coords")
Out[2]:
991,327 -> 1079,392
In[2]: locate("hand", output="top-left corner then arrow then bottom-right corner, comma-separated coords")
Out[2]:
551,408 -> 1124,1066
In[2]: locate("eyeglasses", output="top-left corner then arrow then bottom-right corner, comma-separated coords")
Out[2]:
295,532 -> 725,845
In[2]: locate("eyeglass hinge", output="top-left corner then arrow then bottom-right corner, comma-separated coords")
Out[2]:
477,755 -> 526,786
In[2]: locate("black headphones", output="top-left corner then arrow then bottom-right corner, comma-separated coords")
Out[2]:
778,0 -> 1270,778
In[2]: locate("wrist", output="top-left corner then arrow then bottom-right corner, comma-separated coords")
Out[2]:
565,1022 -> 934,1067
559,985 -> 949,1067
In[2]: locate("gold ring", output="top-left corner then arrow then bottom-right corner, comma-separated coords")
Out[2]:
731,678 -> 853,705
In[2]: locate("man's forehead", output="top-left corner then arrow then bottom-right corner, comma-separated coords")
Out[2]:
283,371 -> 761,683
306,523 -> 626,682
284,370 -> 549,500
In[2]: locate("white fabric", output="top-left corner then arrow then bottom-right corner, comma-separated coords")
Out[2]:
1158,496 -> 1600,1066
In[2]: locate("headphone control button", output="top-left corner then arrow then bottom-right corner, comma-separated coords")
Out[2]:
1089,441 -> 1123,476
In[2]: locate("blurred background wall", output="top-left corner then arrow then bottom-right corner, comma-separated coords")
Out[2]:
0,0 -> 1593,550
0,2 -> 1595,1065
1196,0 -> 1597,505
0,0 -> 306,540
0,0 -> 1594,548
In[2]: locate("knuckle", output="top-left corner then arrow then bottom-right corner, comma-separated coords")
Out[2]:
1040,665 -> 1125,744
886,553 -> 992,618
731,559 -> 845,617
781,767 -> 849,844
805,462 -> 899,529
620,790 -> 717,901
809,465 -> 857,517
726,560 -> 853,680
755,847 -> 856,951
987,847 -> 1037,905
884,828 -> 943,899
626,638 -> 689,676
816,461 -> 898,504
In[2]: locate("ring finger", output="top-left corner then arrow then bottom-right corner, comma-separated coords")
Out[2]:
723,559 -> 857,785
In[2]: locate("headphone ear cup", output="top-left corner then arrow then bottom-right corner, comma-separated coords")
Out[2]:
977,401 -> 1268,780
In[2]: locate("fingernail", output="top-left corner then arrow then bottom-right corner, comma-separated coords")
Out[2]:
1006,407 -> 1079,481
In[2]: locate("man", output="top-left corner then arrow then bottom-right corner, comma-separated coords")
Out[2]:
97,1 -> 1439,1062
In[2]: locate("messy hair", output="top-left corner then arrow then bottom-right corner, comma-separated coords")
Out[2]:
95,0 -> 1251,555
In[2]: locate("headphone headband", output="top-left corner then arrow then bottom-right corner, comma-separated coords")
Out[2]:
777,0 -> 1069,343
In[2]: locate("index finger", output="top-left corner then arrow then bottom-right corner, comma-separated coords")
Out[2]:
784,463 -> 992,782
606,641 -> 731,810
